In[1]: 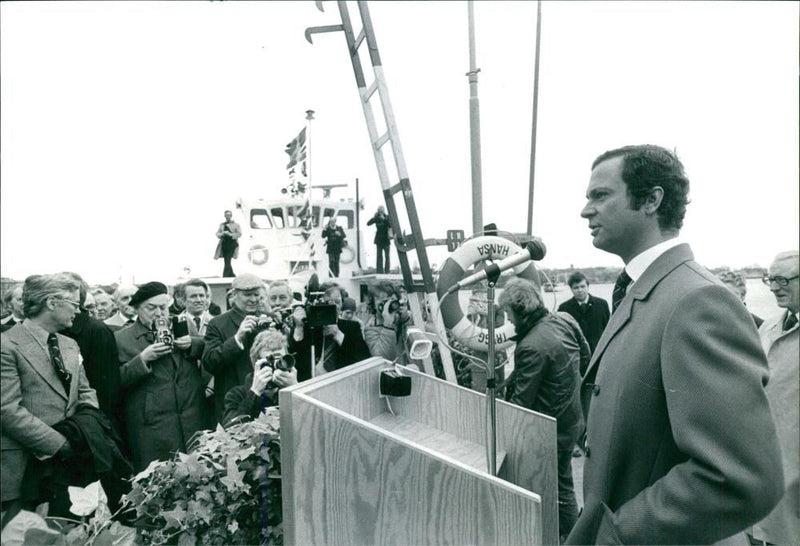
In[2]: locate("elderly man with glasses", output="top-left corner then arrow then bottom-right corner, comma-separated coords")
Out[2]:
1,273 -> 98,519
114,282 -> 206,472
749,251 -> 799,546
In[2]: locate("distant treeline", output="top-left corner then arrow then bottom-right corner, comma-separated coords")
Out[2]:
541,264 -> 767,286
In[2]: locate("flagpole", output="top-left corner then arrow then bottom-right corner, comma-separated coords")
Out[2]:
467,0 -> 483,236
305,109 -> 315,201
526,1 -> 542,235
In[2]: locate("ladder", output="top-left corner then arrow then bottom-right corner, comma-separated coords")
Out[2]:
306,0 -> 457,382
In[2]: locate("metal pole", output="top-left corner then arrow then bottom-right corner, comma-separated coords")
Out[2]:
467,0 -> 483,235
526,1 -> 542,235
485,281 -> 498,476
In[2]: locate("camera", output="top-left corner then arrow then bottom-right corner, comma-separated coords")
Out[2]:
152,316 -> 174,346
378,299 -> 400,314
260,353 -> 295,371
256,314 -> 276,331
301,274 -> 339,328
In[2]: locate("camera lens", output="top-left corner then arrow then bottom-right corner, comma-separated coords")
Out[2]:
388,300 -> 400,313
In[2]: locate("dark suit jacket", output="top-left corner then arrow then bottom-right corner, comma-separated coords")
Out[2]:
566,244 -> 784,545
289,319 -> 370,381
1,323 -> 98,502
61,312 -> 124,435
202,307 -> 254,423
557,293 -> 610,355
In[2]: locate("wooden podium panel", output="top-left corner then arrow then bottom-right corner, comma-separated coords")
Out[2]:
280,358 -> 557,545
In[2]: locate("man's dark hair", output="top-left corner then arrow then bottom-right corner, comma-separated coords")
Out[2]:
183,278 -> 209,295
567,271 -> 588,288
592,144 -> 690,231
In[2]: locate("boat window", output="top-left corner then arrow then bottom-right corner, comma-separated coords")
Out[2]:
311,206 -> 321,227
271,208 -> 285,229
250,209 -> 273,229
337,210 -> 354,229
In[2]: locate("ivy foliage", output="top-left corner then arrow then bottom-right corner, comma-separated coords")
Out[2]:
122,408 -> 282,545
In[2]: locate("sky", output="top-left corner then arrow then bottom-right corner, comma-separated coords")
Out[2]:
1,1 -> 798,285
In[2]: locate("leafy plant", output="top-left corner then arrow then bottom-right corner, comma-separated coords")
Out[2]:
121,408 -> 282,545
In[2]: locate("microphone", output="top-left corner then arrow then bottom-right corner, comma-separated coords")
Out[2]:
446,239 -> 546,294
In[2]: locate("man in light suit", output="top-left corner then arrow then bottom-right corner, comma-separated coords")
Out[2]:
1,274 -> 98,519
214,210 -> 242,278
566,145 -> 783,545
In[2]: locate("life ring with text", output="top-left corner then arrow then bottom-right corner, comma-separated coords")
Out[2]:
436,236 -> 541,352
339,245 -> 355,265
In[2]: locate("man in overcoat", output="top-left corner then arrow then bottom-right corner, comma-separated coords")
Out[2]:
115,282 -> 206,472
214,210 -> 242,278
566,145 -> 783,545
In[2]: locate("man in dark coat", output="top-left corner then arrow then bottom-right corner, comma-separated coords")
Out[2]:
566,144 -> 783,544
366,206 -> 391,273
202,273 -> 265,423
500,277 -> 584,542
288,282 -> 370,381
557,270 -> 610,360
59,272 -> 125,439
115,282 -> 206,472
321,217 -> 347,278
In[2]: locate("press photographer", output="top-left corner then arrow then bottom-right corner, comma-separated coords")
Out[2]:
288,280 -> 370,380
363,280 -> 412,363
115,281 -> 206,472
202,273 -> 273,424
221,330 -> 298,427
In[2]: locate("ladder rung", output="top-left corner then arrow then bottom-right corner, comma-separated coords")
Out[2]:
374,131 -> 390,150
353,28 -> 366,52
365,79 -> 379,100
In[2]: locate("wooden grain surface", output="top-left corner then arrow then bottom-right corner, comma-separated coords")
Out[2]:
286,394 -> 542,546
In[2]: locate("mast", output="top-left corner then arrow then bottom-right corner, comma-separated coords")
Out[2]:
467,0 -> 483,235
527,1 -> 542,235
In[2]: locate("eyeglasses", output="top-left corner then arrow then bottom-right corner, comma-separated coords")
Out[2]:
55,297 -> 82,309
762,274 -> 799,287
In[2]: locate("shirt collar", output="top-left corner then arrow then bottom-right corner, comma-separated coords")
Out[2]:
22,319 -> 53,346
625,237 -> 684,282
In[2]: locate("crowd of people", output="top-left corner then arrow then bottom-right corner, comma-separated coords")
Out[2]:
1,143 -> 797,545
0,269 -> 416,526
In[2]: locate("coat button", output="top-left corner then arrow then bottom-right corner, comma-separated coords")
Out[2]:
593,384 -> 601,395
584,446 -> 591,458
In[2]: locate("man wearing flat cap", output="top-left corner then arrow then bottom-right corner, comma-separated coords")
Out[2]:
114,282 -> 207,472
202,273 -> 268,423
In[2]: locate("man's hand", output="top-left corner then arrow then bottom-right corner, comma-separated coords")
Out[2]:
235,316 -> 258,346
250,362 -> 274,395
173,335 -> 192,350
380,300 -> 397,328
292,307 -> 307,341
141,342 -> 173,363
272,368 -> 298,388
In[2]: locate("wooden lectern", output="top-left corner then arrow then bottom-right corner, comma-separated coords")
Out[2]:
280,358 -> 557,545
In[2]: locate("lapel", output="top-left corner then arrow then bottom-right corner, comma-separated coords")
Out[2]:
13,326 -> 70,401
584,244 -> 694,380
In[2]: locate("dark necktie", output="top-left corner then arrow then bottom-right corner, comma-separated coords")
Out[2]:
46,333 -> 73,393
125,318 -> 135,325
784,313 -> 798,332
193,316 -> 201,331
612,270 -> 633,313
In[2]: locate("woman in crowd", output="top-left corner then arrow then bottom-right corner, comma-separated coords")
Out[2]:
222,329 -> 297,427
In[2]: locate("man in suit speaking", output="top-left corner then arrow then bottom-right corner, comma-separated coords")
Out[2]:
566,145 -> 783,545
1,273 -> 98,519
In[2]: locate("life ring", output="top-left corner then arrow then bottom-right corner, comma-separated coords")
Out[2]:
340,245 -> 355,265
436,236 -> 541,352
248,245 -> 269,266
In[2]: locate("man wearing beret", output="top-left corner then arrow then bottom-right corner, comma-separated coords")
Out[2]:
114,282 -> 206,472
202,273 -> 266,423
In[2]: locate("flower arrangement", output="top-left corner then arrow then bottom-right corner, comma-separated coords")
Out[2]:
122,407 -> 282,545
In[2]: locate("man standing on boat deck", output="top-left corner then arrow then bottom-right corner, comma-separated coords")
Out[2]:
566,144 -> 783,545
367,205 -> 392,273
322,217 -> 347,278
214,210 -> 242,278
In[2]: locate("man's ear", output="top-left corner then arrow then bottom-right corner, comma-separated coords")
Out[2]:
644,187 -> 664,216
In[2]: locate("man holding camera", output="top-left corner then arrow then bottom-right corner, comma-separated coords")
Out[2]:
288,282 -> 370,381
202,273 -> 272,423
114,282 -> 206,472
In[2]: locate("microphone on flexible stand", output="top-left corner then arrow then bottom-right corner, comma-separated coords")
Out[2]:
445,238 -> 546,294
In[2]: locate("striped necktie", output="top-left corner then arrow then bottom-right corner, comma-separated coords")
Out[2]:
46,333 -> 73,393
612,270 -> 632,313
784,312 -> 798,332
